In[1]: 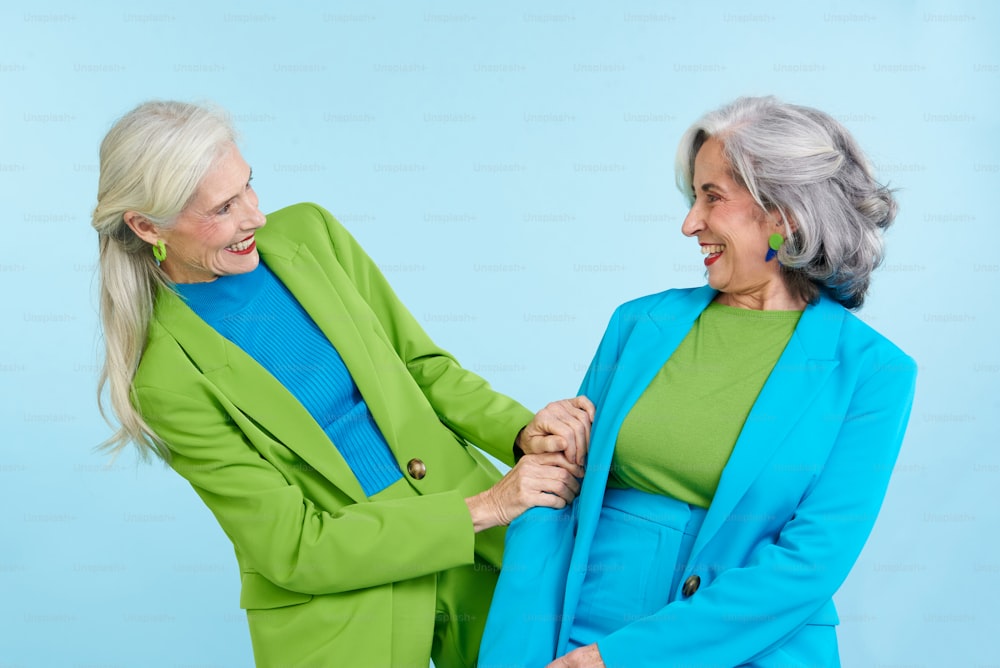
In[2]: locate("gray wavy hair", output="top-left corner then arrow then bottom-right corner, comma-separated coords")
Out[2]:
675,96 -> 897,310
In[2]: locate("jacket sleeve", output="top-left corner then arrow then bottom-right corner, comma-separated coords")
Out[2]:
134,379 -> 478,596
596,352 -> 918,667
481,304 -> 633,667
309,203 -> 532,466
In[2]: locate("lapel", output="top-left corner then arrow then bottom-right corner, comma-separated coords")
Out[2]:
688,294 -> 843,559
578,286 -> 716,522
151,227 -> 398,504
559,288 -> 846,645
256,228 -> 400,452
560,286 -> 715,640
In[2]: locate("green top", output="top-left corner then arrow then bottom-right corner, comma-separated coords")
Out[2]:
608,301 -> 802,508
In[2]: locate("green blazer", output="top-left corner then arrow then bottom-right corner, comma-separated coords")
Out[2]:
133,202 -> 533,667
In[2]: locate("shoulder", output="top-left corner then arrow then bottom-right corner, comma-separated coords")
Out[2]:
615,285 -> 708,314
134,289 -> 223,398
842,309 -> 917,375
134,322 -> 202,399
258,203 -> 375,274
264,201 -> 335,225
257,202 -> 349,248
811,295 -> 917,382
611,285 -> 712,325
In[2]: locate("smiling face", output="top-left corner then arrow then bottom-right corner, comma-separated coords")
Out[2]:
154,143 -> 266,284
681,137 -> 799,310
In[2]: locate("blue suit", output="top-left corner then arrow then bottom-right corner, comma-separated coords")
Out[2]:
481,286 -> 917,667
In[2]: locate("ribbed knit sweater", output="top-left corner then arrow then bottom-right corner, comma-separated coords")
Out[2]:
175,261 -> 403,496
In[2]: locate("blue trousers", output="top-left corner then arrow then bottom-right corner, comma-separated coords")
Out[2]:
481,488 -> 842,667
567,487 -> 707,650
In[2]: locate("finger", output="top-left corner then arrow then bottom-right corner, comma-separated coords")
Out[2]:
545,656 -> 571,668
531,490 -> 568,511
522,399 -> 592,460
526,464 -> 581,497
520,462 -> 582,502
542,476 -> 580,504
493,460 -> 578,523
520,433 -> 563,455
549,400 -> 594,465
522,451 -> 584,478
567,407 -> 590,466
534,406 -> 586,463
569,395 -> 596,420
554,470 -> 582,500
534,400 -> 585,434
571,396 -> 595,461
548,409 -> 582,466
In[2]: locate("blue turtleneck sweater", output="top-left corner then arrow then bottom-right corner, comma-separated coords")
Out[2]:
175,261 -> 403,496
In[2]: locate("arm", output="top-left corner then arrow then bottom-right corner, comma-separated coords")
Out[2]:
311,204 -> 532,465
588,353 -> 918,667
135,382 -> 478,595
138,380 -> 581,595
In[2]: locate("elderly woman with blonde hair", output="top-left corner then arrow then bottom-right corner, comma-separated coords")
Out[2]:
481,96 -> 917,668
92,100 -> 593,667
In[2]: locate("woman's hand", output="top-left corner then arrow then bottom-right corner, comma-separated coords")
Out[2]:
465,453 -> 583,532
517,396 -> 596,467
546,643 -> 606,667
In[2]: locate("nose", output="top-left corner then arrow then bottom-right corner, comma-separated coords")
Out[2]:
250,205 -> 266,228
681,200 -> 703,237
243,190 -> 267,229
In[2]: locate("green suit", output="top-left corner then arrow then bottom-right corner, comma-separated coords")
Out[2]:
133,202 -> 533,667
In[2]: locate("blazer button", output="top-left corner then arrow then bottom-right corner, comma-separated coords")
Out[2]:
407,458 -> 426,480
682,574 -> 701,597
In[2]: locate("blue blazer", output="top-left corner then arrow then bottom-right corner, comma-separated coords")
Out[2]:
481,286 -> 917,668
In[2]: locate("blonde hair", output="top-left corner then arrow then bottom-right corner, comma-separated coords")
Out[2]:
92,100 -> 236,460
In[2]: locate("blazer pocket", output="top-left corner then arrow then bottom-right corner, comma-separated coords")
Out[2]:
239,571 -> 314,610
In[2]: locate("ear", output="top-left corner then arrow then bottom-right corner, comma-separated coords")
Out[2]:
123,211 -> 161,245
768,207 -> 797,234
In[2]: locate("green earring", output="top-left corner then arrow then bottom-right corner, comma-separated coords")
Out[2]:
765,233 -> 783,262
152,239 -> 167,262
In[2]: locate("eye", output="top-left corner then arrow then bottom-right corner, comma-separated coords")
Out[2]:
694,191 -> 721,204
217,201 -> 233,215
246,172 -> 254,190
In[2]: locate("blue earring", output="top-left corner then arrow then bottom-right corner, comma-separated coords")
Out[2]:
765,233 -> 783,262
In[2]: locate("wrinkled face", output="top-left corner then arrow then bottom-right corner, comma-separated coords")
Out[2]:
681,137 -> 784,301
158,143 -> 266,284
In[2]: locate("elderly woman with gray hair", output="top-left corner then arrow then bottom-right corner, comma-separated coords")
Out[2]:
480,96 -> 917,667
91,100 -> 595,667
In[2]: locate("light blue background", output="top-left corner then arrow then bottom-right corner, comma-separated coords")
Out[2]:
2,1 -> 997,665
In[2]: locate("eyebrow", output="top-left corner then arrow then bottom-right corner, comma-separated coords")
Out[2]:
205,167 -> 253,214
692,182 -> 723,196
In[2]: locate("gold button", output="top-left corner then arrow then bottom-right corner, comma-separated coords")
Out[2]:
682,574 -> 701,597
407,458 -> 426,480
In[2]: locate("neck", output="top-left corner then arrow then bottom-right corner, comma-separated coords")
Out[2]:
715,286 -> 806,311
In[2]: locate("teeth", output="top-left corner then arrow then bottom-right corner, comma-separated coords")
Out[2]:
701,244 -> 725,255
227,236 -> 254,252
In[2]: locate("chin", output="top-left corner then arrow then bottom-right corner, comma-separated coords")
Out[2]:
220,253 -> 260,277
706,275 -> 725,291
